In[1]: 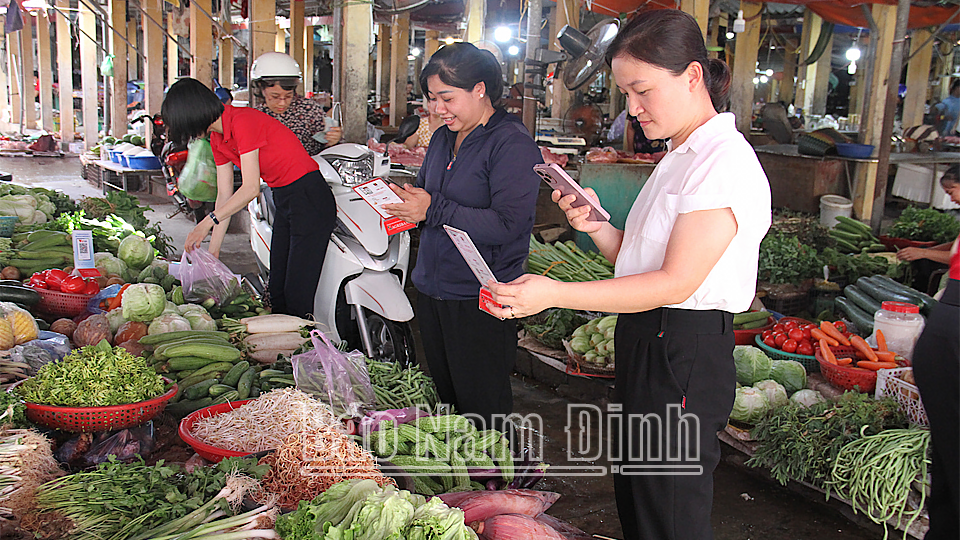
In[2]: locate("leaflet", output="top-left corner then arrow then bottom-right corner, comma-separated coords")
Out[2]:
352,178 -> 416,235
443,225 -> 507,319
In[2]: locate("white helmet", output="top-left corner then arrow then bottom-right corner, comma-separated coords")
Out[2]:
250,52 -> 302,82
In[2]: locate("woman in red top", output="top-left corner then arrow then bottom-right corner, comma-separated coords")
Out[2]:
162,78 -> 336,318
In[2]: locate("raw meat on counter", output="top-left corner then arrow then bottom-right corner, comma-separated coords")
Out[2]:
585,146 -> 666,164
366,138 -> 427,167
540,147 -> 569,167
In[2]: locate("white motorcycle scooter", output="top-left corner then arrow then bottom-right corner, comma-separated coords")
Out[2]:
247,143 -> 416,364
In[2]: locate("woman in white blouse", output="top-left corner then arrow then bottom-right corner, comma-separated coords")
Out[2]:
488,9 -> 771,540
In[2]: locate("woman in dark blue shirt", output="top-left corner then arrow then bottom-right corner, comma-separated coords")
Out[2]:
384,43 -> 542,436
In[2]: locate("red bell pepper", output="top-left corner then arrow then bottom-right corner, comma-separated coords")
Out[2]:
82,280 -> 101,295
60,275 -> 86,294
44,268 -> 68,288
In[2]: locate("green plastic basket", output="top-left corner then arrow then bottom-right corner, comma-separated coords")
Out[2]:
0,216 -> 18,237
754,335 -> 820,373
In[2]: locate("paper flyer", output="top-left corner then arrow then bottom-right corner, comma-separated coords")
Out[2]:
352,178 -> 416,235
443,225 -> 507,318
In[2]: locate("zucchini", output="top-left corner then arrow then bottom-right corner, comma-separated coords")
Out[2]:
834,238 -> 861,253
208,384 -> 235,397
221,360 -> 250,387
154,337 -> 233,359
732,310 -> 771,325
184,378 -> 221,400
139,330 -> 230,346
160,343 -> 241,362
835,296 -> 874,334
843,285 -> 882,315
20,232 -> 70,250
871,275 -> 938,313
858,276 -> 923,307
0,285 -> 41,306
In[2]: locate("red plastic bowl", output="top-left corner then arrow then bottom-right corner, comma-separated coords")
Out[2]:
878,235 -> 937,251
733,316 -> 775,345
179,399 -> 255,462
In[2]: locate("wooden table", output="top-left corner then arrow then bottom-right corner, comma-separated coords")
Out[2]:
94,159 -> 163,195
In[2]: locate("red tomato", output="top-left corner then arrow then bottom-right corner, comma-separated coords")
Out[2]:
801,327 -> 813,340
82,280 -> 100,295
782,339 -> 799,353
772,323 -> 786,334
774,333 -> 788,348
783,320 -> 800,331
797,341 -> 815,356
44,269 -> 68,287
60,275 -> 86,293
763,335 -> 778,348
833,321 -> 847,333
788,328 -> 804,341
761,330 -> 774,341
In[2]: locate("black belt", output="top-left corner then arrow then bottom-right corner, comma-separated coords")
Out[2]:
623,307 -> 733,336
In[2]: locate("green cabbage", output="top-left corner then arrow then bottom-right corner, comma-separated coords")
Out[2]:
730,386 -> 770,424
790,389 -> 826,408
733,345 -> 772,386
121,283 -> 167,322
769,360 -> 807,394
147,313 -> 192,334
569,336 -> 591,354
183,310 -> 217,331
105,308 -> 127,334
754,379 -> 789,408
118,234 -> 154,271
95,252 -> 128,277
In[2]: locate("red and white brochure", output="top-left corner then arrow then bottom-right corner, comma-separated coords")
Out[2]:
443,225 -> 509,319
352,178 -> 416,235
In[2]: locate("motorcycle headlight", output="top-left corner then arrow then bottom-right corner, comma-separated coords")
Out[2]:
328,155 -> 374,187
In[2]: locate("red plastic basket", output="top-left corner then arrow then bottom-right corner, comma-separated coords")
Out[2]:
878,235 -> 937,251
815,345 -> 878,393
179,400 -> 255,462
34,287 -> 95,317
21,378 -> 178,432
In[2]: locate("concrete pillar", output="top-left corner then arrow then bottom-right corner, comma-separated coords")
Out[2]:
56,0 -> 74,145
795,11 -> 819,113
191,0 -> 214,86
290,0 -> 305,94
7,35 -> 21,126
144,0 -> 164,116
80,1 -> 99,148
220,2 -> 235,90
902,29 -> 933,128
811,33 -> 835,115
425,30 -> 439,59
128,18 -> 139,81
551,0 -> 577,119
168,30 -> 179,85
37,10 -> 55,132
20,16 -> 36,129
340,0 -> 372,142
0,34 -> 8,132
465,0 -> 485,44
109,0 -> 128,136
389,13 -> 410,126
779,47 -> 797,105
680,0 -> 709,39
376,25 -> 390,107
251,0 -> 277,63
304,25 -> 315,93
729,1 -> 762,136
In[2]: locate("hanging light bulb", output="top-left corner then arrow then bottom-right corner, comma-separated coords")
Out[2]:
494,26 -> 512,43
845,45 -> 861,62
726,31 -> 735,40
753,77 -> 760,85
444,36 -> 456,45
733,10 -> 746,33
848,61 -> 857,75
765,69 -> 774,77
759,75 -> 769,84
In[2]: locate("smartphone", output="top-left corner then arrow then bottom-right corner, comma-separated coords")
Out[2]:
534,163 -> 611,222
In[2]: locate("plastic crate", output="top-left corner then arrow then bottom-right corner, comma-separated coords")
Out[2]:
20,379 -> 177,433
760,292 -> 810,317
875,367 -> 928,426
35,287 -> 95,317
754,335 -> 819,372
0,216 -> 18,237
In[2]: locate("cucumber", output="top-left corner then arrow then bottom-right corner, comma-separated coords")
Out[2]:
165,397 -> 214,418
139,330 -> 230,346
738,318 -> 772,330
835,296 -> 875,334
836,215 -> 873,234
175,369 -> 197,380
834,238 -> 861,253
828,229 -> 865,243
208,384 -> 235,397
732,310 -> 771,325
167,356 -> 220,371
0,285 -> 41,306
843,285 -> 882,315
258,369 -> 286,379
863,244 -> 886,253
871,275 -> 938,313
160,343 -> 241,362
858,276 -> 923,306
237,366 -> 257,400
184,378 -> 220,400
187,361 -> 235,379
213,390 -> 240,404
177,370 -> 226,390
222,360 -> 250,387
834,221 -> 871,238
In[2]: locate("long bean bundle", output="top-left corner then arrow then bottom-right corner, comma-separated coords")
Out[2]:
367,359 -> 440,410
828,428 -> 931,540
527,237 -> 614,282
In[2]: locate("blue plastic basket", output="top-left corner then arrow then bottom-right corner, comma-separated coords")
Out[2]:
126,155 -> 162,169
835,143 -> 875,159
0,216 -> 19,237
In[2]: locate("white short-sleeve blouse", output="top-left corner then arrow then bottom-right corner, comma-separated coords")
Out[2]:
614,112 -> 771,312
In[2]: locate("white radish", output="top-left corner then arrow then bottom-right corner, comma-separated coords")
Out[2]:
243,332 -> 309,352
249,349 -> 297,364
241,314 -> 317,334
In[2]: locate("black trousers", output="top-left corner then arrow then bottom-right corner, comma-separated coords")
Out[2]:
612,308 -> 735,540
269,171 -> 336,318
416,294 -> 517,433
912,278 -> 959,540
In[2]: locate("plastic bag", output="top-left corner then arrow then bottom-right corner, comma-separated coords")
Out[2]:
180,248 -> 241,307
0,302 -> 38,349
87,283 -> 125,314
10,333 -> 72,375
179,138 -> 218,202
292,330 -> 376,418
357,407 -> 428,435
54,422 -> 156,467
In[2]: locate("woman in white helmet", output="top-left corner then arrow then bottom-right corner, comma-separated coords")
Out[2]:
251,52 -> 342,155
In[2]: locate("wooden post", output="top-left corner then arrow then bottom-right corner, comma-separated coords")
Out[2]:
811,32 -> 835,115
109,0 -> 128,136
795,11 -> 819,113
708,16 -> 721,59
425,30 -> 439,59
340,0 -> 372,142
80,1 -> 99,149
276,25 -> 286,53
304,25 -> 315,94
551,0 -> 577,120
251,0 -> 277,63
729,1 -> 762,136
465,0 -> 485,44
128,18 -> 139,80
8,33 -> 22,127
37,10 -> 55,132
144,0 -> 164,116
220,1 -> 235,90
0,34 -> 9,133
290,0 -> 304,94
389,13 -> 410,126
20,16 -> 36,129
902,29 -> 933,128
779,45 -> 797,105
191,0 -> 214,86
56,0 -> 74,145
680,0 -> 709,39
608,73 -> 621,119
376,25 -> 390,107
853,4 -> 897,222
168,30 -> 179,85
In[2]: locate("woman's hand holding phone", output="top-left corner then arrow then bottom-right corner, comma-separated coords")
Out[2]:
554,188 -> 605,234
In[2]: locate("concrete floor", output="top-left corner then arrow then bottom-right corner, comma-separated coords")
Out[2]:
1,155 -> 888,540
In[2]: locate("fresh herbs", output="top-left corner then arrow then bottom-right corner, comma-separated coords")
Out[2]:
819,248 -> 896,285
522,308 -> 590,350
15,340 -> 165,407
888,206 -> 960,244
758,230 -> 824,285
0,392 -> 28,428
80,191 -> 151,230
747,391 -> 907,487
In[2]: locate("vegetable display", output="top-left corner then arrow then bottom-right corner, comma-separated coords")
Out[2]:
568,315 -> 617,368
730,386 -> 770,424
834,276 -> 936,334
367,358 -> 441,411
527,237 -> 614,282
888,206 -> 960,244
1,231 -> 76,277
221,314 -> 315,363
0,427 -> 61,519
828,216 -> 885,254
15,340 -> 164,407
732,310 -> 772,330
26,268 -> 100,295
732,345 -> 772,386
522,308 -> 590,349
121,283 -> 167,322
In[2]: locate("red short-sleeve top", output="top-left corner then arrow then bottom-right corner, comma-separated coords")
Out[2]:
209,105 -> 318,188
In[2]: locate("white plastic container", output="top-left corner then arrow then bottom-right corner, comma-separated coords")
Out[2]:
819,195 -> 853,227
871,301 -> 925,360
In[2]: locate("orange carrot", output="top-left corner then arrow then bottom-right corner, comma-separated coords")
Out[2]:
819,338 -> 837,364
850,335 -> 878,362
810,328 -> 839,347
836,357 -> 853,366
872,350 -> 896,362
857,361 -> 898,371
876,329 -> 887,352
820,321 -> 850,346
